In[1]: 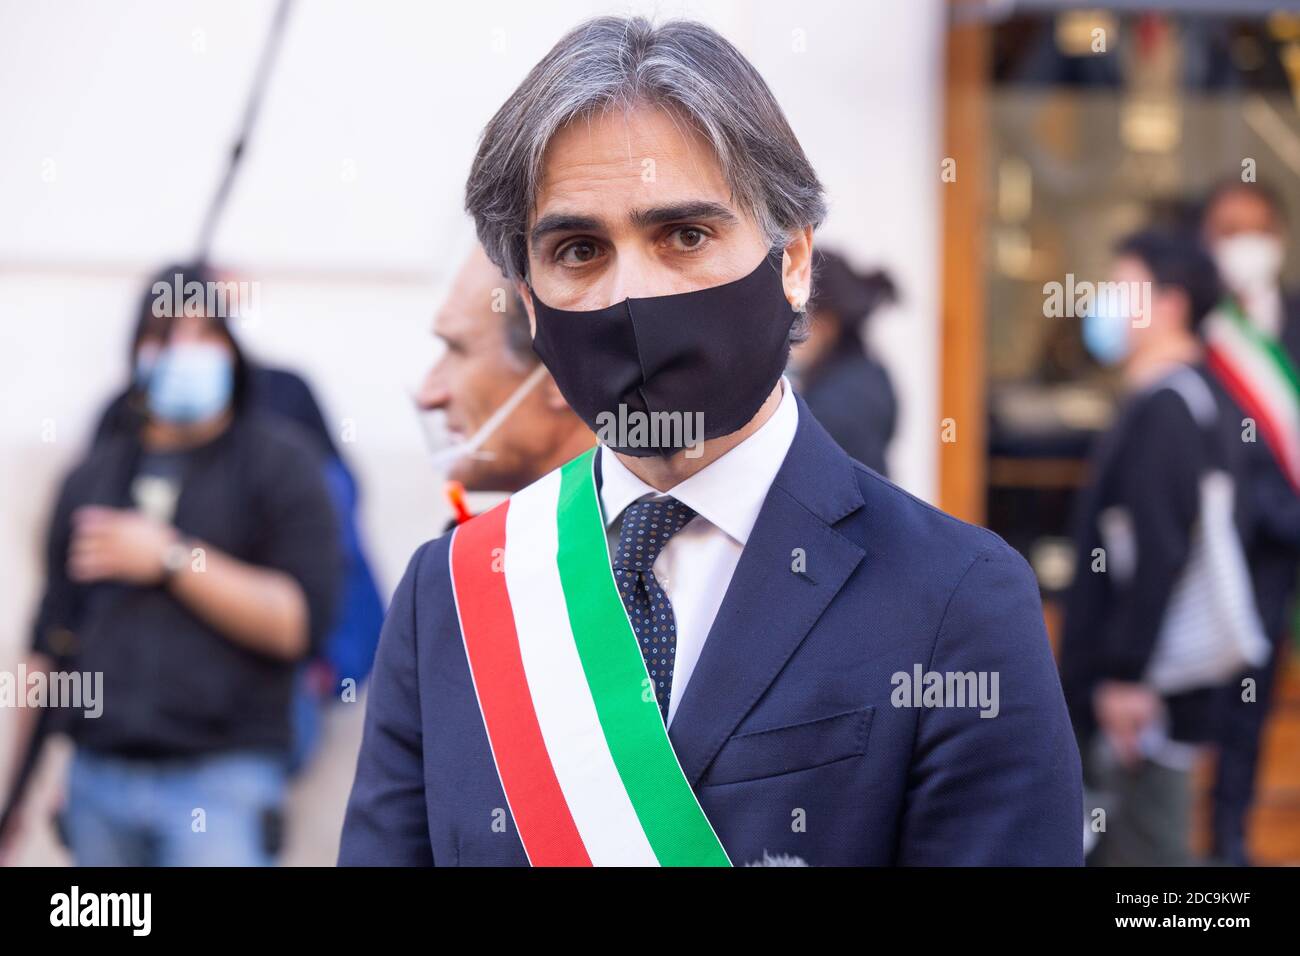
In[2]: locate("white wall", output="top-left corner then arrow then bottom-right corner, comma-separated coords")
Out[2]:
0,0 -> 943,660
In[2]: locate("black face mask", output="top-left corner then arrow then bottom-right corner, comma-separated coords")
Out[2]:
528,248 -> 795,457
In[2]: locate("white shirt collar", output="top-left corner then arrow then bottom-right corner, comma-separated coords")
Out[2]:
598,376 -> 799,546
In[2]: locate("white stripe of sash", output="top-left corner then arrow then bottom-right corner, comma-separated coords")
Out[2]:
1210,320 -> 1300,474
503,471 -> 659,866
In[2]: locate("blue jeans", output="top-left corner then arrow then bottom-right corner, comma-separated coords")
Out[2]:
64,748 -> 289,867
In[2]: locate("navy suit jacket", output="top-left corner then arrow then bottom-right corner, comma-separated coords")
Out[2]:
339,397 -> 1083,865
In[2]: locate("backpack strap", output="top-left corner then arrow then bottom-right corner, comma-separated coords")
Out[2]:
1156,366 -> 1225,470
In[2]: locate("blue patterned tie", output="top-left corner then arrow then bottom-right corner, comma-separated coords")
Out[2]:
612,497 -> 697,724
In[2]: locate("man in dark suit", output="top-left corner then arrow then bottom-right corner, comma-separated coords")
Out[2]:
338,15 -> 1081,867
1201,179 -> 1300,865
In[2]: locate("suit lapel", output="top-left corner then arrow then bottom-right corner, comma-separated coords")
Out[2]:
668,396 -> 866,787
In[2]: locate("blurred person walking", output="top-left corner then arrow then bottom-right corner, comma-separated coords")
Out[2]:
1060,229 -> 1251,866
1,264 -> 340,866
787,249 -> 897,475
1200,180 -> 1300,865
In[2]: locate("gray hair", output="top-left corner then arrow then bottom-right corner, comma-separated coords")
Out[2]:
464,16 -> 827,340
500,287 -> 539,368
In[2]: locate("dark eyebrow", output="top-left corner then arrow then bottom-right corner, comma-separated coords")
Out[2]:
528,201 -> 740,254
529,213 -> 605,252
628,201 -> 739,229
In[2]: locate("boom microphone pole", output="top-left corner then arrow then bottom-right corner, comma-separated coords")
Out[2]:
194,0 -> 295,261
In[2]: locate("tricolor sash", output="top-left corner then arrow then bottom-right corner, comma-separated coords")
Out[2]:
1204,300 -> 1300,494
448,447 -> 731,867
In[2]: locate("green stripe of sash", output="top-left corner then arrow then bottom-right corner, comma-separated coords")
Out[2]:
1224,298 -> 1300,399
554,448 -> 731,867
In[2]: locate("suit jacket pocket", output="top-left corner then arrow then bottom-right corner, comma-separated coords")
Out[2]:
702,706 -> 874,786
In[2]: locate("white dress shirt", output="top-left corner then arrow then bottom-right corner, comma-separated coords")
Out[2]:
598,376 -> 799,728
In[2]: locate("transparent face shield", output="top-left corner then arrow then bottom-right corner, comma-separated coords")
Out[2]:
413,362 -> 548,471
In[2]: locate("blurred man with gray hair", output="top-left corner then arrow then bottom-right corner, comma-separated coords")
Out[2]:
341,15 -> 1081,866
416,244 -> 592,495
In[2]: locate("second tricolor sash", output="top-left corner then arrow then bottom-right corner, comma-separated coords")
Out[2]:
448,447 -> 731,867
1204,300 -> 1300,493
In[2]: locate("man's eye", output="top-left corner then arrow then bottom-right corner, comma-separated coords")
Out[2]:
674,227 -> 707,250
557,240 -> 600,264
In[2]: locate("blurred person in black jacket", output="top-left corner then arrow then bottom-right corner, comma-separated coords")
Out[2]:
1,264 -> 340,866
1201,179 -> 1300,865
786,248 -> 897,475
1059,229 -> 1232,866
90,273 -> 386,778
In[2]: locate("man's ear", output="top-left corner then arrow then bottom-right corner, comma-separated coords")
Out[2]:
515,279 -> 537,337
781,226 -> 815,312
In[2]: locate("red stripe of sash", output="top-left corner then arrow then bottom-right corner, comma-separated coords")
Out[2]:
449,502 -> 591,866
1207,347 -> 1300,494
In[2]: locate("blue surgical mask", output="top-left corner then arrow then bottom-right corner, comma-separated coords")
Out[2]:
138,342 -> 234,424
1082,300 -> 1131,366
